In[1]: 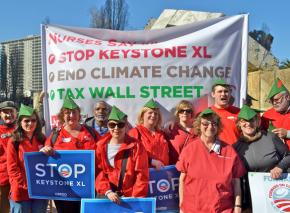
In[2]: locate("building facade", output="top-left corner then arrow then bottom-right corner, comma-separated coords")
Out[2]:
0,35 -> 42,101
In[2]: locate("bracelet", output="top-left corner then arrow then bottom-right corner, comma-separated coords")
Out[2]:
234,204 -> 242,208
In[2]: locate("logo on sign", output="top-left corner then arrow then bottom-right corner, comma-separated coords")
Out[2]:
269,184 -> 290,212
58,164 -> 72,178
157,180 -> 170,193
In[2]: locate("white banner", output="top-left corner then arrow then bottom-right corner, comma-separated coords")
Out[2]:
41,14 -> 248,129
248,172 -> 290,213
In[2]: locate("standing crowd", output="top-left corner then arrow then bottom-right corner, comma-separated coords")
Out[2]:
0,78 -> 289,213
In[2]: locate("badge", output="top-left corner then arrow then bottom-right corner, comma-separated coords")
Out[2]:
62,137 -> 71,143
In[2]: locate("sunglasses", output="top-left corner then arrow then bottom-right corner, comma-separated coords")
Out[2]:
178,109 -> 193,114
201,121 -> 217,127
108,122 -> 126,129
23,119 -> 37,124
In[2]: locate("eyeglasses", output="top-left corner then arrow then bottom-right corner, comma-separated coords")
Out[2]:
23,119 -> 37,124
178,109 -> 193,114
108,122 -> 126,129
201,121 -> 217,127
271,94 -> 285,104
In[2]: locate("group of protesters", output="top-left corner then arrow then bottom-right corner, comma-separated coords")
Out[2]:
0,77 -> 289,213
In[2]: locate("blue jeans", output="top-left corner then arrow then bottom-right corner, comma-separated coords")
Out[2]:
9,199 -> 48,213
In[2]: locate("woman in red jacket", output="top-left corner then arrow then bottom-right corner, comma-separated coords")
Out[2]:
0,101 -> 17,213
7,104 -> 48,213
41,97 -> 99,213
129,99 -> 169,170
166,100 -> 196,165
96,106 -> 149,204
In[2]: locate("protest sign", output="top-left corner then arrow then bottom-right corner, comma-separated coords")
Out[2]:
81,198 -> 156,213
24,150 -> 95,201
41,14 -> 248,129
248,172 -> 290,213
148,165 -> 180,212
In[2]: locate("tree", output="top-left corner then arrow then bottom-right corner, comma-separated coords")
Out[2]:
90,0 -> 129,30
279,59 -> 290,69
249,24 -> 274,51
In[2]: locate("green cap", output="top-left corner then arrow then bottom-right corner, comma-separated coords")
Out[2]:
144,99 -> 159,109
238,105 -> 257,120
18,104 -> 35,117
199,108 -> 216,117
62,97 -> 79,109
108,106 -> 127,121
267,78 -> 288,100
212,78 -> 232,87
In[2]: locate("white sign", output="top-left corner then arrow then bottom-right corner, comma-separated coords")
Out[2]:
41,14 -> 248,130
248,172 -> 290,213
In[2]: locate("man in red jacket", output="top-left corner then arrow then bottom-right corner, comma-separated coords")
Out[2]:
210,79 -> 240,145
262,78 -> 290,148
0,101 -> 17,213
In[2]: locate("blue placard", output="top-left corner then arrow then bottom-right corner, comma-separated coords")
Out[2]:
24,150 -> 95,201
148,165 -> 180,212
81,198 -> 156,213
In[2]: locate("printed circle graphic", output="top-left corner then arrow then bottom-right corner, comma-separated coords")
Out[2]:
270,185 -> 290,212
157,179 -> 170,193
49,72 -> 55,82
58,164 -> 72,178
50,90 -> 55,101
48,54 -> 56,64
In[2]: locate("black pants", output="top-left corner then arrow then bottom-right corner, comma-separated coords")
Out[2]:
54,200 -> 81,213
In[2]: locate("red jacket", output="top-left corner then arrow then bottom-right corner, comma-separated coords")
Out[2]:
166,123 -> 196,165
95,134 -> 149,197
0,123 -> 15,186
7,136 -> 45,201
211,105 -> 240,145
262,107 -> 290,148
45,125 -> 99,150
128,125 -> 169,166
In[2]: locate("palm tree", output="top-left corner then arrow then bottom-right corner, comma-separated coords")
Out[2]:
279,59 -> 290,69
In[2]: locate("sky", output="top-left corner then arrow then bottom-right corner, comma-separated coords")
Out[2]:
0,0 -> 289,62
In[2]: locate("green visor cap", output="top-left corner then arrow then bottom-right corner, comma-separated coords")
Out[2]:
213,78 -> 232,87
108,106 -> 127,121
18,104 -> 35,117
199,108 -> 216,117
238,105 -> 257,120
62,97 -> 79,109
267,78 -> 288,100
144,98 -> 159,109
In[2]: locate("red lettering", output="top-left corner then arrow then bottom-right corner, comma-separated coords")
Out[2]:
99,50 -> 109,59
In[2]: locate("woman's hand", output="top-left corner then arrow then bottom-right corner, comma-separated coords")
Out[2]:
151,159 -> 164,170
40,146 -> 54,156
270,167 -> 283,179
107,191 -> 121,204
